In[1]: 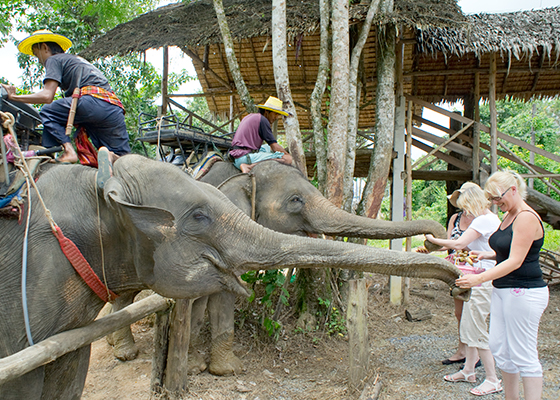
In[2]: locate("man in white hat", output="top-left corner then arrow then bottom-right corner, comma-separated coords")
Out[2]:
229,96 -> 293,173
1,29 -> 130,163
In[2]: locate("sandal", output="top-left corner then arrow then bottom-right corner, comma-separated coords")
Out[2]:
444,370 -> 476,383
470,379 -> 503,396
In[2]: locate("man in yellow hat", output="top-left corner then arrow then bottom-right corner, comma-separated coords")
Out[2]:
1,30 -> 130,163
229,96 -> 293,173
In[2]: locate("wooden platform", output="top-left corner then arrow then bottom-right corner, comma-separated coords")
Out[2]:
136,113 -> 232,154
540,248 -> 560,285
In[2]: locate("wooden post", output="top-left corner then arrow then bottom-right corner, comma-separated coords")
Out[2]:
161,46 -> 169,115
163,299 -> 192,394
229,95 -> 234,133
404,100 -> 413,305
390,95 -> 406,305
473,72 -> 481,183
489,53 -> 498,174
347,279 -> 369,392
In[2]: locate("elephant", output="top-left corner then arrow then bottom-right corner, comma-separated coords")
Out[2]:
108,159 -> 455,376
0,155 -> 466,399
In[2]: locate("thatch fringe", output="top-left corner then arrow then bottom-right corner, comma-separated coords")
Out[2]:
418,7 -> 560,63
82,0 -> 465,59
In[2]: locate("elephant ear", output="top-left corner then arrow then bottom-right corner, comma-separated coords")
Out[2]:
217,174 -> 254,217
103,177 -> 176,241
103,176 -> 176,285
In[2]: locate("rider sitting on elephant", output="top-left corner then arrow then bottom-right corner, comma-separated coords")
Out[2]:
229,96 -> 293,173
1,29 -> 130,164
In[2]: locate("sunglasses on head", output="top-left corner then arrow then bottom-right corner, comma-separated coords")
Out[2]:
488,187 -> 511,202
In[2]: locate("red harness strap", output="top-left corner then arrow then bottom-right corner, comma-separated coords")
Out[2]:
53,226 -> 118,302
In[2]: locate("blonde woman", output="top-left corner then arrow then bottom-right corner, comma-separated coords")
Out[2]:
456,171 -> 549,400
426,182 -> 502,396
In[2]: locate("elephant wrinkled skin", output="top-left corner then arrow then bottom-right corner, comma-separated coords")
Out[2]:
0,155 -> 465,399
109,160 -> 462,376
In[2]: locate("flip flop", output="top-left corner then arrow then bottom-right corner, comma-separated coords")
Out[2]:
96,148 -> 113,190
470,379 -> 503,396
442,357 -> 466,365
443,370 -> 476,383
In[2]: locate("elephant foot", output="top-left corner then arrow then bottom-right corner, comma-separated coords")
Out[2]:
208,332 -> 243,376
110,327 -> 139,361
187,349 -> 208,375
113,341 -> 139,361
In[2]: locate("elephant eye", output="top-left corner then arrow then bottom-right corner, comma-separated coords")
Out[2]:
290,195 -> 303,204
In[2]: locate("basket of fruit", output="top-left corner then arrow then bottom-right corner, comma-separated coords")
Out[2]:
446,250 -> 484,285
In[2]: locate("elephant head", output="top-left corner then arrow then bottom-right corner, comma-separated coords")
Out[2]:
102,156 -> 464,299
213,160 -> 446,248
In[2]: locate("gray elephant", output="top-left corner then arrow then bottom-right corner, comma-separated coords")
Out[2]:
109,160 -> 454,376
0,155 -> 465,399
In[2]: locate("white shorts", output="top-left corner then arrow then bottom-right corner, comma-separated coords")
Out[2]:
460,281 -> 493,349
489,286 -> 549,377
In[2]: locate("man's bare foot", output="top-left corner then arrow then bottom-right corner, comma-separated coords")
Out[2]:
54,142 -> 78,163
239,163 -> 254,173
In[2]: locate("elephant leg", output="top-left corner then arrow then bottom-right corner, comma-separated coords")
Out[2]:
106,291 -> 140,361
188,295 -> 209,374
41,345 -> 91,400
0,366 -> 44,400
207,291 -> 243,376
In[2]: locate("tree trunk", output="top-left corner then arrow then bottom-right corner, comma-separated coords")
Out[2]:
343,0 -> 382,213
357,22 -> 396,219
213,0 -> 256,113
310,0 -> 330,195
326,0 -> 350,208
272,0 -> 307,175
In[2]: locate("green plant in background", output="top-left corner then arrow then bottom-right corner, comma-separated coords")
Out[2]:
241,270 -> 289,340
316,297 -> 347,336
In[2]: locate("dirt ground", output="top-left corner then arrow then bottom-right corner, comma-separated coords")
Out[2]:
81,275 -> 560,400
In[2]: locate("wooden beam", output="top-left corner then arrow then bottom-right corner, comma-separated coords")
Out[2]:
411,170 -> 473,181
406,95 -> 560,164
248,38 -> 263,86
531,52 -> 546,92
182,46 -> 232,91
411,126 -> 472,157
167,98 -> 229,135
412,121 -> 474,169
403,66 -> 556,77
411,138 -> 471,170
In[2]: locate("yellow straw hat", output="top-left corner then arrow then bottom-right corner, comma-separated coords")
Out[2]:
17,29 -> 73,56
256,96 -> 290,117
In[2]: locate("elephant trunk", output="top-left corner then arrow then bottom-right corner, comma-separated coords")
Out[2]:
305,196 -> 447,240
223,214 -> 467,299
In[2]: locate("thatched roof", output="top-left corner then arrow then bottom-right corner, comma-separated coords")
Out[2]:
82,0 -> 465,59
411,7 -> 560,103
418,7 -> 560,62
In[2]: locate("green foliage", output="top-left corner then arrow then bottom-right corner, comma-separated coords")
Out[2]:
316,297 -> 346,336
241,270 -> 290,340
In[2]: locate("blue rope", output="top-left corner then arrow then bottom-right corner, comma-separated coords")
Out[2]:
21,182 -> 34,346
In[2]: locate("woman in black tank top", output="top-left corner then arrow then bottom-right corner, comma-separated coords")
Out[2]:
456,171 -> 549,400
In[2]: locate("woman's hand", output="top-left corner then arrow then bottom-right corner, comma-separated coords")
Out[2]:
455,273 -> 484,289
470,250 -> 495,260
425,234 -> 435,242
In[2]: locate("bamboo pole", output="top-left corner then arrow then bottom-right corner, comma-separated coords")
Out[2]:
162,46 -> 169,115
0,294 -> 172,386
489,53 -> 498,173
473,72 -> 480,183
404,100 -> 413,305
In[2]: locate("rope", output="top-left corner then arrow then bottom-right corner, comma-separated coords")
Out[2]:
1,111 -> 117,303
94,172 -> 112,302
250,173 -> 256,221
1,112 -> 57,232
21,176 -> 34,345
